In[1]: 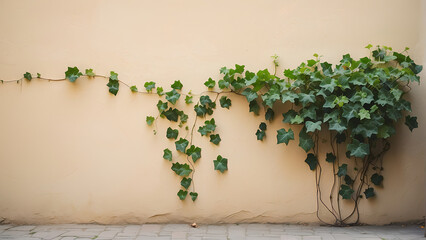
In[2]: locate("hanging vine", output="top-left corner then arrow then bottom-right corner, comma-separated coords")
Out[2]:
1,45 -> 421,226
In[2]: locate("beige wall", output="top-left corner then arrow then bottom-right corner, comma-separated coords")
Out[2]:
0,0 -> 424,224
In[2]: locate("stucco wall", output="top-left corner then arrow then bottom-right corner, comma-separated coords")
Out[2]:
0,0 -> 424,224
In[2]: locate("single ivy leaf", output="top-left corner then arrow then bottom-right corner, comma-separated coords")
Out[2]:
242,88 -> 258,102
177,190 -> 188,200
405,115 -> 418,132
305,153 -> 318,171
299,128 -> 314,152
163,148 -> 172,161
24,72 -> 32,81
214,155 -> 228,173
144,81 -> 156,92
347,139 -> 370,158
65,66 -> 82,82
249,100 -> 260,115
305,121 -> 322,133
235,64 -> 245,74
175,138 -> 189,153
377,124 -> 396,139
200,95 -> 213,106
371,173 -> 384,186
337,164 -> 348,177
259,122 -> 267,131
186,145 -> 201,162
364,187 -> 375,199
298,92 -> 316,107
180,113 -> 188,124
171,162 -> 192,176
190,192 -> 198,201
194,104 -> 207,117
130,85 -> 138,92
157,100 -> 168,113
281,91 -> 299,103
218,79 -> 229,89
165,89 -> 181,105
166,127 -> 179,139
180,177 -> 192,189
265,108 -> 275,121
210,134 -> 221,145
171,80 -> 183,90
185,95 -> 193,104
163,108 -> 180,122
157,87 -> 164,96
282,110 -> 297,123
146,116 -> 155,126
256,130 -> 266,141
204,78 -> 215,88
107,71 -> 119,95
219,96 -> 232,109
326,153 -> 336,163
339,184 -> 354,199
344,175 -> 354,185
276,128 -> 294,145
328,119 -> 347,133
358,108 -> 371,120
319,77 -> 337,92
85,68 -> 95,77
37,73 -> 41,78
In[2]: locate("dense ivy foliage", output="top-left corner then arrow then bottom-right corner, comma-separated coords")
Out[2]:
4,45 -> 421,225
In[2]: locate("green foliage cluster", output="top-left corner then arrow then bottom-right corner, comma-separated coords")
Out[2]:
12,45 -> 420,225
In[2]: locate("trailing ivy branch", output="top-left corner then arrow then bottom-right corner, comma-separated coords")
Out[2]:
1,45 -> 421,226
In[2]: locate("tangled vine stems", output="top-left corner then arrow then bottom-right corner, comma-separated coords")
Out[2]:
2,45 -> 421,225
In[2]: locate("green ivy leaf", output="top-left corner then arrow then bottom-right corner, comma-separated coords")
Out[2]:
171,80 -> 183,90
282,110 -> 297,123
265,108 -> 275,121
200,95 -> 213,106
175,138 -> 189,153
204,78 -> 215,88
180,177 -> 192,189
198,119 -> 216,136
299,127 -> 314,152
177,190 -> 188,200
156,87 -> 164,96
347,139 -> 370,158
339,184 -> 354,199
24,72 -> 32,81
371,173 -> 384,186
210,134 -> 221,145
180,113 -> 188,124
298,92 -> 316,107
242,88 -> 258,102
305,121 -> 322,133
219,96 -> 231,109
259,122 -> 267,131
185,95 -> 193,104
344,175 -> 354,185
146,116 -> 155,126
163,108 -> 180,122
186,145 -> 201,162
130,85 -> 138,92
144,81 -> 156,92
163,148 -> 172,161
166,127 -> 179,139
107,71 -> 119,95
249,100 -> 260,115
305,153 -> 318,171
358,108 -> 371,120
171,162 -> 192,176
194,104 -> 208,117
189,192 -> 198,201
328,119 -> 347,133
256,130 -> 266,141
218,79 -> 229,89
165,89 -> 181,105
157,100 -> 168,113
405,115 -> 418,132
276,128 -> 294,145
37,73 -> 41,78
281,91 -> 299,103
85,68 -> 95,77
65,66 -> 82,82
319,77 -> 337,92
377,124 -> 395,139
337,164 -> 347,177
326,153 -> 336,163
364,187 -> 375,199
214,155 -> 228,173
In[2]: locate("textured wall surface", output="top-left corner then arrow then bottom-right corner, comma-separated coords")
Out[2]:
0,0 -> 424,224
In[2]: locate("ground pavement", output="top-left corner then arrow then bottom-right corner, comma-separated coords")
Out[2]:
0,223 -> 424,240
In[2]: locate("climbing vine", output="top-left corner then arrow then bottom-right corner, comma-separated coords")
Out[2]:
2,45 -> 421,226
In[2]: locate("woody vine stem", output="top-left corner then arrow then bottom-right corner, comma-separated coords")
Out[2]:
1,45 -> 421,226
